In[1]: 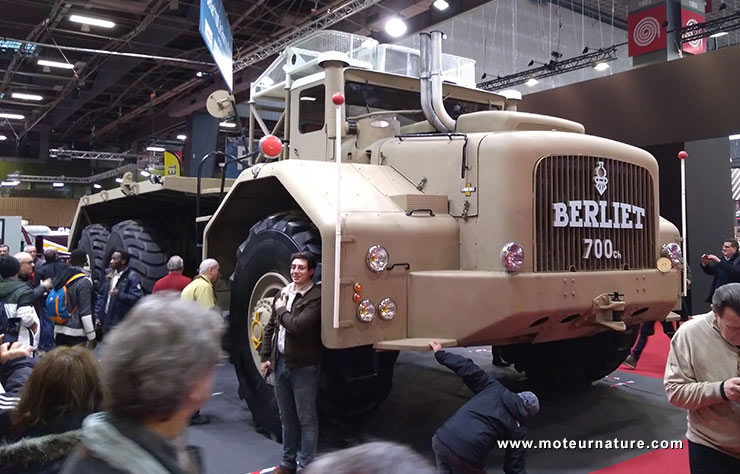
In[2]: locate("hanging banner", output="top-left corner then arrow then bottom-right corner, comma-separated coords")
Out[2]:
681,8 -> 707,55
628,3 -> 667,57
199,0 -> 233,91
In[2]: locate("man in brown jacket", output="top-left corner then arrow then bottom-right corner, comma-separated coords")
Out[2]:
664,282 -> 740,474
260,251 -> 321,474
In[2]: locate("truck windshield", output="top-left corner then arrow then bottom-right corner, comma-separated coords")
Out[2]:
344,81 -> 495,126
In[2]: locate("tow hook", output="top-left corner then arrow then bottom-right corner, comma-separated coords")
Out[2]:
592,292 -> 626,331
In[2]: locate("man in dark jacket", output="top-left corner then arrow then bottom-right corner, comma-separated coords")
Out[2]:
52,250 -> 97,347
0,256 -> 39,394
95,251 -> 143,335
260,251 -> 321,474
700,239 -> 740,302
429,340 -> 540,474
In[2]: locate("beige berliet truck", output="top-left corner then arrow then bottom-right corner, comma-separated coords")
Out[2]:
70,31 -> 682,437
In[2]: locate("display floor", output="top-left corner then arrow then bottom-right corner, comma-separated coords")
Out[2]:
187,336 -> 687,474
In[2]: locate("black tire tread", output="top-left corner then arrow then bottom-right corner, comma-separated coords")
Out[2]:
77,224 -> 110,290
104,220 -> 169,293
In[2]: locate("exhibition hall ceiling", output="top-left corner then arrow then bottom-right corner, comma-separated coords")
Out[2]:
0,0 -> 723,153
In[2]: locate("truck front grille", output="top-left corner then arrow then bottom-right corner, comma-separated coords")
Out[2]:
534,155 -> 655,272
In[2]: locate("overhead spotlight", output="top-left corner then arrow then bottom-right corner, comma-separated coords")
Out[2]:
52,182 -> 65,188
93,183 -> 102,189
525,78 -> 539,87
177,134 -> 187,140
115,177 -> 123,183
37,59 -> 74,70
719,2 -> 727,11
551,51 -> 562,58
11,92 -> 43,101
70,14 -> 115,28
385,17 -> 408,38
0,135 -> 6,141
582,47 -> 589,54
195,71 -> 213,78
433,0 -> 449,10
146,146 -> 166,152
481,72 -> 487,80
1,180 -> 20,186
593,62 -> 610,71
0,113 -> 24,120
527,59 -> 535,67
139,170 -> 151,177
219,121 -> 237,128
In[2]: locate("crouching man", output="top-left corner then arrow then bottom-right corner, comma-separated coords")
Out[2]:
429,341 -> 539,474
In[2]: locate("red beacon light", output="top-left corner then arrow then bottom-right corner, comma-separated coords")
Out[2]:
259,135 -> 283,158
331,92 -> 345,105
678,151 -> 688,160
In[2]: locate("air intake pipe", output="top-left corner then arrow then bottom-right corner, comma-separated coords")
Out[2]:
429,31 -> 457,132
419,32 -> 448,133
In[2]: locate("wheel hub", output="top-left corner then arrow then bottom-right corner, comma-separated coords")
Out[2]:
247,272 -> 289,378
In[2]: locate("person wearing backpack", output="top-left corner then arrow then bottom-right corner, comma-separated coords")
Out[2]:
48,250 -> 96,348
0,256 -> 40,394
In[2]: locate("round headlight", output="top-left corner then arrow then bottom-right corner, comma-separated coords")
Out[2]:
662,242 -> 682,266
356,299 -> 376,322
501,242 -> 524,272
378,297 -> 397,321
366,245 -> 389,273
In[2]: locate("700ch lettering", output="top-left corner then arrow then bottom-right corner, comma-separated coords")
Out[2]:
583,238 -> 621,260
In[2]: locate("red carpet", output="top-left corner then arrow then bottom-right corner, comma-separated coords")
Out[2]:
589,440 -> 689,473
619,322 -> 673,379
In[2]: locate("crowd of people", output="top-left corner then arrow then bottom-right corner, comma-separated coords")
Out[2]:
0,239 -> 738,473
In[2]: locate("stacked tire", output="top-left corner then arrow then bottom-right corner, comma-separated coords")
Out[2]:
77,220 -> 169,294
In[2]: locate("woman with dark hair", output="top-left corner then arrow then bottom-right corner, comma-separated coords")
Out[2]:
0,346 -> 104,473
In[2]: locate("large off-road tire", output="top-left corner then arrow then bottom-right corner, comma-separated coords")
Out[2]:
77,224 -> 110,291
230,211 -> 398,439
501,328 -> 638,390
103,220 -> 169,294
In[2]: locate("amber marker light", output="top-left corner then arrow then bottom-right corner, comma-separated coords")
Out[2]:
353,293 -> 363,303
353,282 -> 363,293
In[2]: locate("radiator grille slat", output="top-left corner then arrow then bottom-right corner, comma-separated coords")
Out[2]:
534,155 -> 655,272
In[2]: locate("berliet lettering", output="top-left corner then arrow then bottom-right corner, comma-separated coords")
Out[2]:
552,200 -> 646,229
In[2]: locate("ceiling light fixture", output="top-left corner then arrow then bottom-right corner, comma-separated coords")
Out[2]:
11,92 -> 43,101
0,135 -> 7,141
710,31 -> 729,38
69,14 -> 116,28
139,170 -> 151,177
37,59 -> 75,70
433,0 -> 449,11
52,182 -> 65,188
0,113 -> 25,120
219,121 -> 237,128
93,183 -> 102,189
177,134 -> 187,140
525,78 -> 539,87
115,177 -> 123,183
146,146 -> 166,152
593,62 -> 610,71
1,180 -> 20,186
385,18 -> 408,38
730,134 -> 740,140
